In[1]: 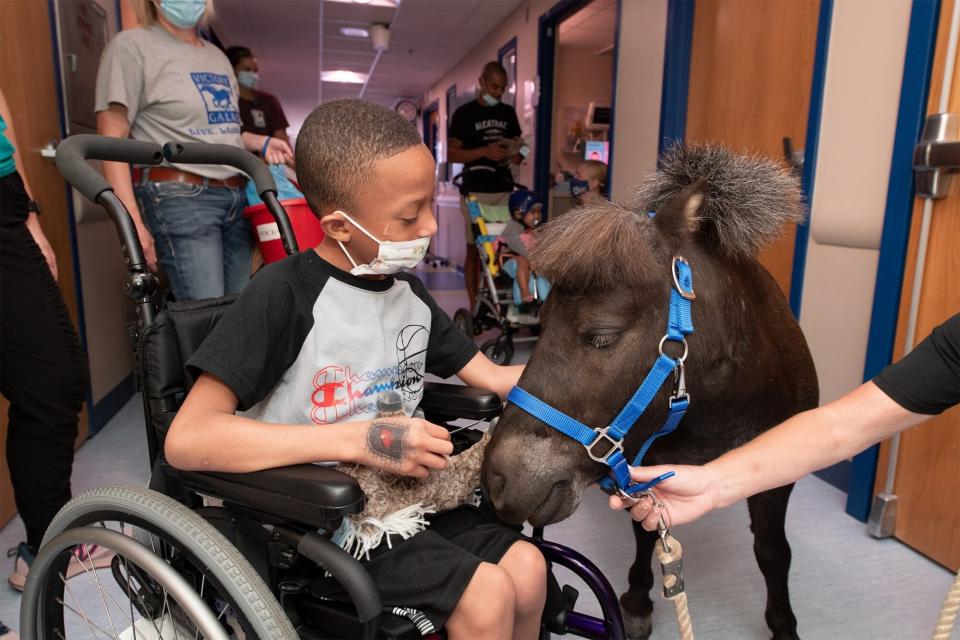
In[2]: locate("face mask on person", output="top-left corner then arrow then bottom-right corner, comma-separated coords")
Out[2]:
158,0 -> 206,28
237,71 -> 259,89
570,178 -> 591,197
481,93 -> 500,107
335,210 -> 430,276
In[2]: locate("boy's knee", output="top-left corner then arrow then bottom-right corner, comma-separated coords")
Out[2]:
502,541 -> 547,609
466,562 -> 516,616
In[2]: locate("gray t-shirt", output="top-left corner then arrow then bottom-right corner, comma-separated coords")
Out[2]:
501,219 -> 529,257
95,26 -> 244,180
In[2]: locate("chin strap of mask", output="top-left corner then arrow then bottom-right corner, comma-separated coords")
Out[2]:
506,256 -> 695,500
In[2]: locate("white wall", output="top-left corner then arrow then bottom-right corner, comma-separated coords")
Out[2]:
799,0 -> 912,403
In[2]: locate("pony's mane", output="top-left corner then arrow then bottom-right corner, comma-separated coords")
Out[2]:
630,144 -> 804,258
530,201 -> 659,290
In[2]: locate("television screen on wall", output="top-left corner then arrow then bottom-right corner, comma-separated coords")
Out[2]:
584,140 -> 609,164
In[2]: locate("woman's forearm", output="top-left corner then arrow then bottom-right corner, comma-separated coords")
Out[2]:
704,381 -> 925,509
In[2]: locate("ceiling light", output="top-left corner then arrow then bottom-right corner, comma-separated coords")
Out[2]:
325,0 -> 397,6
321,70 -> 369,84
353,0 -> 373,4
340,27 -> 370,38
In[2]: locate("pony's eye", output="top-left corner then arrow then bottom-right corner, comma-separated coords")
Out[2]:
589,333 -> 620,349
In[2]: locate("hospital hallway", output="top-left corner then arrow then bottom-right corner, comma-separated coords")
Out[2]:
0,268 -> 953,640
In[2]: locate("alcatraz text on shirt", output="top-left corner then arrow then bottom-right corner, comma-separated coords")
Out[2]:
475,119 -> 508,131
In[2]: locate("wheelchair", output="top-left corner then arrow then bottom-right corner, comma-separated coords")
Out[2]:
450,172 -> 543,366
19,135 -> 627,639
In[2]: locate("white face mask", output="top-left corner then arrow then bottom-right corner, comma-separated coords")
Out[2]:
335,210 -> 430,276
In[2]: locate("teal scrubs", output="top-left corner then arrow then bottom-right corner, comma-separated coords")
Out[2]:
0,114 -> 16,178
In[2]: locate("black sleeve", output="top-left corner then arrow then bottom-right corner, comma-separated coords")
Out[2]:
186,263 -> 316,410
400,274 -> 479,379
873,313 -> 960,415
267,93 -> 289,131
448,104 -> 471,146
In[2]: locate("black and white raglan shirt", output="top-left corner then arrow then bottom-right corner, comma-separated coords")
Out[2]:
187,251 -> 479,427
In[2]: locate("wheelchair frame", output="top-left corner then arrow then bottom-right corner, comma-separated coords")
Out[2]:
23,135 -> 628,640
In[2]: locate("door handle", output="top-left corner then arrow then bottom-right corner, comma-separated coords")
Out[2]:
913,113 -> 959,199
39,140 -> 59,160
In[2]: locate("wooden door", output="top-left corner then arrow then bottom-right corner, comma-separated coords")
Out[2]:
685,0 -> 820,299
872,0 -> 960,571
0,1 -> 89,525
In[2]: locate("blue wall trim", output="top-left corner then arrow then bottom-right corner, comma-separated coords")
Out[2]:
657,0 -> 695,155
88,374 -> 135,436
605,0 -> 622,198
789,0 -> 834,319
846,0 -> 942,521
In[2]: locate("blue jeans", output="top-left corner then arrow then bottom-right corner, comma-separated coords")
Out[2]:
135,181 -> 252,301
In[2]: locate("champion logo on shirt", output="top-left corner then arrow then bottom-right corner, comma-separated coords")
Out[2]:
309,325 -> 428,424
190,72 -> 241,125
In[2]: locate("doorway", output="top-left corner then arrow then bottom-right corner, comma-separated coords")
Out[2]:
535,0 -> 618,219
422,99 -> 440,161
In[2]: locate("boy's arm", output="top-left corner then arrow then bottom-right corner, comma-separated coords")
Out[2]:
456,352 -> 523,400
165,373 -> 453,476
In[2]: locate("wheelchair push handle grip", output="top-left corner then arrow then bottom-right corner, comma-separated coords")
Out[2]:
162,142 -> 277,198
55,134 -> 164,203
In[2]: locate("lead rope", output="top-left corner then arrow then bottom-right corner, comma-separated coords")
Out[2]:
932,570 -> 960,640
645,496 -> 695,640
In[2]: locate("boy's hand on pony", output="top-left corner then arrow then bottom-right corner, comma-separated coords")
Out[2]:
608,464 -> 717,531
354,417 -> 455,478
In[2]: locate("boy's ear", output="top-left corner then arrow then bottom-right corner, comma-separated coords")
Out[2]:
319,211 -> 352,242
653,177 -> 706,241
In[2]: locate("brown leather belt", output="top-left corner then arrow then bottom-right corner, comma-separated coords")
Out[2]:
135,167 -> 245,189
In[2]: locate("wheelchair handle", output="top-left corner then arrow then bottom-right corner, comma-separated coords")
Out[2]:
55,134 -> 164,203
163,142 -> 300,255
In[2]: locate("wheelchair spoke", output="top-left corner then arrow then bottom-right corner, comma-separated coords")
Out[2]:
195,574 -> 206,640
78,543 -> 120,639
122,554 -> 163,639
125,554 -> 138,640
60,573 -> 109,639
55,597 -> 116,639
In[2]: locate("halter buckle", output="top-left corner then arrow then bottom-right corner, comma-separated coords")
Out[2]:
672,256 -> 696,300
586,428 -> 623,464
671,361 -> 688,404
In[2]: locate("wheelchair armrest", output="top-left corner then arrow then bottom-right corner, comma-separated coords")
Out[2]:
177,464 -> 365,530
420,382 -> 502,421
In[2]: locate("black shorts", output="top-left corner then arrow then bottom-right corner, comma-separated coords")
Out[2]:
320,504 -> 525,630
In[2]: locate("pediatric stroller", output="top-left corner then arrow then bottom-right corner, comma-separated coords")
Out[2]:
20,135 -> 629,640
451,177 -> 546,366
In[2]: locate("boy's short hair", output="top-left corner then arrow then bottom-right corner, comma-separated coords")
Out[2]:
581,160 -> 608,188
295,99 -> 424,214
482,61 -> 507,80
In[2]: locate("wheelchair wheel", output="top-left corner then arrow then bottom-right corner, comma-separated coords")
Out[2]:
453,308 -> 475,338
23,485 -> 298,639
481,337 -> 514,365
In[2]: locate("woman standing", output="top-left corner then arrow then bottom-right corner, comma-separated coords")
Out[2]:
95,0 -> 293,301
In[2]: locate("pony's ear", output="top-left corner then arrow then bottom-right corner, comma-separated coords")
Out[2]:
653,177 -> 706,241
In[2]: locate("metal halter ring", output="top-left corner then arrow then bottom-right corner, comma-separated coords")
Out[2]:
672,255 -> 696,300
658,334 -> 689,363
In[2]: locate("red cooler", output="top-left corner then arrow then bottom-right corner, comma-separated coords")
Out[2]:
244,198 -> 324,264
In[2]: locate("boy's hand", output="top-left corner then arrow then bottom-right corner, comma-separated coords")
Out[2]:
358,418 -> 454,478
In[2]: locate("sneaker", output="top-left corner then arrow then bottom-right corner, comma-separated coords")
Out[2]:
0,620 -> 17,639
8,541 -> 115,591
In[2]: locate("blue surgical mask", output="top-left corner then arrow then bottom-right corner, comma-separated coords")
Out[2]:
158,0 -> 206,29
481,93 -> 500,107
570,178 -> 591,197
237,70 -> 259,89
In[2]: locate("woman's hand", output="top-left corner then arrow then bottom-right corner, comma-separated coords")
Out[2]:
608,464 -> 717,531
25,215 -> 58,281
135,221 -> 159,273
354,417 -> 454,478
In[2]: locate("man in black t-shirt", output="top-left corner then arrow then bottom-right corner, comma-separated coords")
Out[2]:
609,313 -> 960,530
448,61 -> 524,304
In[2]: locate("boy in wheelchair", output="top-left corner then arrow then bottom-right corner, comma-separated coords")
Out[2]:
164,99 -> 547,639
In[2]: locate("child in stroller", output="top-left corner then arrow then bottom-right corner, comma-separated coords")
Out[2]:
500,190 -> 550,324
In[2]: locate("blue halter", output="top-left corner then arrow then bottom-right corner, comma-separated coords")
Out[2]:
506,256 -> 696,500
